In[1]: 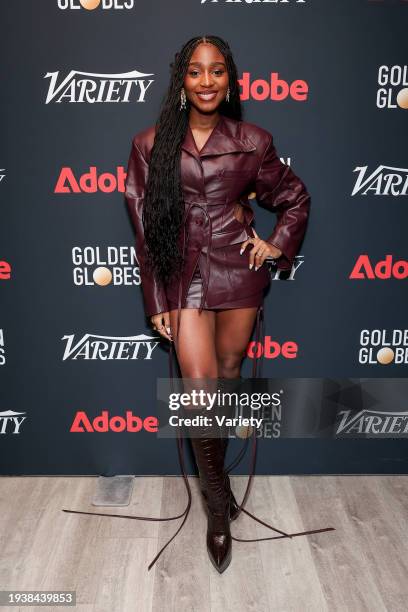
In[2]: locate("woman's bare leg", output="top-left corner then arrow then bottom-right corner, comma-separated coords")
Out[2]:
169,308 -> 218,378
168,306 -> 259,378
215,307 -> 259,378
169,306 -> 233,573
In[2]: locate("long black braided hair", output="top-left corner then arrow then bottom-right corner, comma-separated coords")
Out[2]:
143,35 -> 243,288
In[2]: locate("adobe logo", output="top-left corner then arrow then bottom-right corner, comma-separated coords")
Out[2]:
70,410 -> 158,433
350,255 -> 408,279
239,72 -> 309,102
55,166 -> 126,193
247,336 -> 299,359
0,260 -> 11,280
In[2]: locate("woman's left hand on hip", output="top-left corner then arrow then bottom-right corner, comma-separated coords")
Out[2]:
239,228 -> 282,270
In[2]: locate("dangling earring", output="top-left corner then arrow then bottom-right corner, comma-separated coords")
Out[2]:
225,87 -> 230,102
180,87 -> 187,110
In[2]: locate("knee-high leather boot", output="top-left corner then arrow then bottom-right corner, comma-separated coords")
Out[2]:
198,377 -> 243,524
188,376 -> 246,572
189,431 -> 232,573
186,380 -> 231,572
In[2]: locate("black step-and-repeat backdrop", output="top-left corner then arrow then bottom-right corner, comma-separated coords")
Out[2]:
1,1 -> 407,475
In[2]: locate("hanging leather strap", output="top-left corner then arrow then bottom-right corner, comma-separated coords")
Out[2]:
62,296 -> 335,571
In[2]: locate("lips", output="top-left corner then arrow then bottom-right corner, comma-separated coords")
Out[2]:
196,91 -> 218,101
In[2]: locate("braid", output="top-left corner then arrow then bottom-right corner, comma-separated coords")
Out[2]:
142,35 -> 243,287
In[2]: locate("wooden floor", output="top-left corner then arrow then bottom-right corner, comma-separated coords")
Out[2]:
0,475 -> 407,612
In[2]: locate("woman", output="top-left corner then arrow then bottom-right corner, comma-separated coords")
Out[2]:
63,35 -> 331,574
125,33 -> 314,572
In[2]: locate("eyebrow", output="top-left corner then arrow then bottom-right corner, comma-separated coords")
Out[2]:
188,61 -> 226,67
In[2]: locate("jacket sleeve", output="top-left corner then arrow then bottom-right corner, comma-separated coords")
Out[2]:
254,133 -> 311,271
125,139 -> 169,317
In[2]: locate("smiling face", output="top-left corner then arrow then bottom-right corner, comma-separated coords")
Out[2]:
183,42 -> 229,114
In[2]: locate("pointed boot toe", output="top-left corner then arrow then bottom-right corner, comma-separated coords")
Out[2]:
205,491 -> 232,573
207,529 -> 232,573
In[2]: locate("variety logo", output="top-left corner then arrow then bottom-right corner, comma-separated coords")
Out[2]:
376,65 -> 408,109
359,329 -> 408,365
55,166 -> 126,193
0,168 -> 5,183
72,246 -> 139,286
62,333 -> 160,360
336,409 -> 408,436
0,260 -> 11,281
350,255 -> 408,280
351,165 -> 408,196
239,72 -> 308,102
57,0 -> 134,9
70,410 -> 158,432
247,336 -> 299,360
44,69 -> 154,104
0,410 -> 27,434
0,329 -> 5,366
266,254 -> 305,278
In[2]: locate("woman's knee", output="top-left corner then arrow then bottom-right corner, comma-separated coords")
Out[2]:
180,365 -> 218,379
216,352 -> 243,378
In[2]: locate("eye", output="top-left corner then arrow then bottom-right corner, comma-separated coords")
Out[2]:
187,69 -> 225,77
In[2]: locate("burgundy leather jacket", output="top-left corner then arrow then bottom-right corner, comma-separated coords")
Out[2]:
125,114 -> 310,318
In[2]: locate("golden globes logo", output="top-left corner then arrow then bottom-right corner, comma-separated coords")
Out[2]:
359,329 -> 408,365
377,65 -> 408,109
72,246 -> 140,287
57,0 -> 134,10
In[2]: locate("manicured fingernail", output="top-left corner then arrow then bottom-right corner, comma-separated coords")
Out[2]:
249,263 -> 253,270
240,249 -> 243,255
254,266 -> 258,271
166,327 -> 171,334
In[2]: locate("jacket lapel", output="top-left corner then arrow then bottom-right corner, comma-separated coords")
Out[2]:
181,114 -> 257,159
